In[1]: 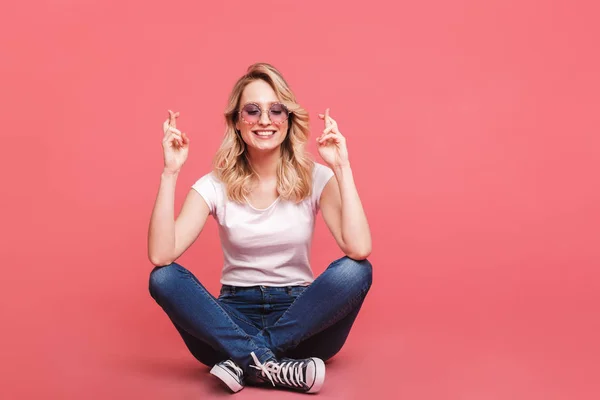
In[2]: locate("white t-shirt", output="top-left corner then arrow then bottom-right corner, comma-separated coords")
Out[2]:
191,162 -> 335,287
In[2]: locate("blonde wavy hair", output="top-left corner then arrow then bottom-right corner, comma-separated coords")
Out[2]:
212,63 -> 315,204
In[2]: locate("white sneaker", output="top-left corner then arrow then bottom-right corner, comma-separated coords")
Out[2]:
249,351 -> 325,393
210,359 -> 245,393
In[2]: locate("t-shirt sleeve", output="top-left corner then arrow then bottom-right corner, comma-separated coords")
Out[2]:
312,163 -> 335,212
191,173 -> 218,216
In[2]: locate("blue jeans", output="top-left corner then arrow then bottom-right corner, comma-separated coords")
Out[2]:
148,256 -> 373,374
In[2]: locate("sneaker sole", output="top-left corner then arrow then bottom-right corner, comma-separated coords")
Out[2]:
307,358 -> 326,394
210,365 -> 244,393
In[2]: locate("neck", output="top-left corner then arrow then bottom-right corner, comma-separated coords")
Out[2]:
246,147 -> 280,181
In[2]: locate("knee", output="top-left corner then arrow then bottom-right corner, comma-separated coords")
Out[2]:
332,256 -> 373,290
148,262 -> 185,299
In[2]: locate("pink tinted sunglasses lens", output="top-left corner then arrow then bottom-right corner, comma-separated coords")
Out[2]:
269,103 -> 289,123
241,104 -> 289,124
241,104 -> 261,123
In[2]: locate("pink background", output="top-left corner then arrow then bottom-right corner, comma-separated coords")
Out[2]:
2,1 -> 599,399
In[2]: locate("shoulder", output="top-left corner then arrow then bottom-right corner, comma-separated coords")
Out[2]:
310,162 -> 335,210
191,170 -> 225,199
312,162 -> 335,188
192,170 -> 221,188
312,162 -> 334,180
191,171 -> 225,215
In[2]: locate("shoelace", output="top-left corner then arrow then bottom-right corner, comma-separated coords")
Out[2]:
250,352 -> 306,388
222,359 -> 243,379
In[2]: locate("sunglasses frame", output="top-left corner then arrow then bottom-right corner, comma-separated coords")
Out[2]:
238,102 -> 292,125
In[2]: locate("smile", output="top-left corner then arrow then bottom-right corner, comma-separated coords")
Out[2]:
253,130 -> 276,137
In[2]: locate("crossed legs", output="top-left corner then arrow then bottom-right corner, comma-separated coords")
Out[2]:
149,256 -> 373,373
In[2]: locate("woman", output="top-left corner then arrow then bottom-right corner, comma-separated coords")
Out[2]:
148,63 -> 372,394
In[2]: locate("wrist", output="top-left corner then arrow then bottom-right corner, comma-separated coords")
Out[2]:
162,168 -> 180,178
333,163 -> 352,176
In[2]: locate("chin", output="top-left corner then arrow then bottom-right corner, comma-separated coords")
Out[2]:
250,135 -> 285,149
253,142 -> 281,152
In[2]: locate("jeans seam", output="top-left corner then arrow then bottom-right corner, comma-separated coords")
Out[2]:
269,258 -> 347,327
295,283 -> 369,348
271,285 -> 310,326
228,306 -> 261,329
181,267 -> 270,357
267,258 -> 347,329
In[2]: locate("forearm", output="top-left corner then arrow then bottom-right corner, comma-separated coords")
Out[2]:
334,164 -> 372,258
148,170 -> 179,265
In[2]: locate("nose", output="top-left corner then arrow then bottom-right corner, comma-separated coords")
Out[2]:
258,109 -> 271,126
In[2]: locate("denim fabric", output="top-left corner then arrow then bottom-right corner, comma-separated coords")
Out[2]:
149,256 -> 372,373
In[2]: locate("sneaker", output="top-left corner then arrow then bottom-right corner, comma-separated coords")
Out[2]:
249,351 -> 325,393
210,359 -> 245,393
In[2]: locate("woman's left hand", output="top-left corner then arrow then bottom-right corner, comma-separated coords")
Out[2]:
316,108 -> 349,169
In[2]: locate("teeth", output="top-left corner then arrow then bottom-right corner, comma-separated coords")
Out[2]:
255,131 -> 275,136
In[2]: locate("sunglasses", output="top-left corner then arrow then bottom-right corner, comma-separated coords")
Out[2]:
238,102 -> 292,125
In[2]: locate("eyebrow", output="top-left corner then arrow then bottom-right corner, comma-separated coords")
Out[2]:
243,101 -> 280,106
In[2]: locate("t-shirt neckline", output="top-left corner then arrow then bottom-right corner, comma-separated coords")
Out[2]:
244,195 -> 281,212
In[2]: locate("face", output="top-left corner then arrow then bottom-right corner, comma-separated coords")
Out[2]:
235,79 -> 290,154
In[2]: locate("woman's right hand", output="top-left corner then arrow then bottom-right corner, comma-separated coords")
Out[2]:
162,110 -> 190,174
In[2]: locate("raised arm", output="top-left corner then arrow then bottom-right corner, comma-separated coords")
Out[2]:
316,108 -> 372,260
147,110 -> 209,266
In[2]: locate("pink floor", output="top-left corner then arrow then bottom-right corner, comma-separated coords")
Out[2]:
4,263 -> 597,399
